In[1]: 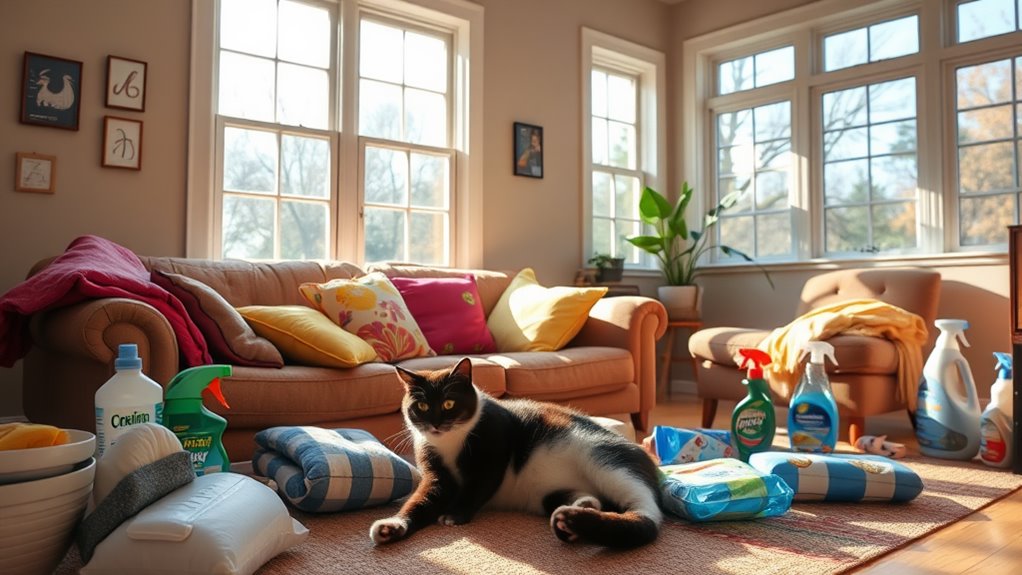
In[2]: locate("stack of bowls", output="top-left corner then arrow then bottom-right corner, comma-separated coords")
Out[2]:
0,429 -> 96,575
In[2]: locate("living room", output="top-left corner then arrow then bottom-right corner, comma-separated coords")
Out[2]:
1,0 -> 1020,572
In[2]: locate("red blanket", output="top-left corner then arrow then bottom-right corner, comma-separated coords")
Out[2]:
0,235 -> 211,368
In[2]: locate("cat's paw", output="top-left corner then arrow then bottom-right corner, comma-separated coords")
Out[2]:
370,517 -> 408,544
438,513 -> 470,526
572,495 -> 601,511
550,504 -> 599,543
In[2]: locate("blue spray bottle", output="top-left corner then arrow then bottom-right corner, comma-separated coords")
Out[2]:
788,341 -> 839,454
915,319 -> 981,460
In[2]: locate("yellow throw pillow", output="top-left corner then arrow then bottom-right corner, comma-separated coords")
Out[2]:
298,272 -> 434,363
236,305 -> 377,368
486,268 -> 607,352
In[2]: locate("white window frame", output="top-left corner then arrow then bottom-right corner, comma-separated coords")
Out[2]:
581,27 -> 666,272
186,0 -> 483,267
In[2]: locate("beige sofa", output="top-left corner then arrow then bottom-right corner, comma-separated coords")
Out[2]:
21,257 -> 667,461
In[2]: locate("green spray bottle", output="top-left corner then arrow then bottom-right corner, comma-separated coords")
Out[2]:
162,364 -> 232,475
730,348 -> 775,461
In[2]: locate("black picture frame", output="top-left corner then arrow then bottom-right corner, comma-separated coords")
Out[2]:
514,122 -> 543,178
19,52 -> 83,131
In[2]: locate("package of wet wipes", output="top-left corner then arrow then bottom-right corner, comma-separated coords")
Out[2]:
643,426 -> 735,464
659,458 -> 793,522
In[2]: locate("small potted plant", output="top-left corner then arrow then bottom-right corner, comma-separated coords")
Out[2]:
626,182 -> 772,319
587,253 -> 625,283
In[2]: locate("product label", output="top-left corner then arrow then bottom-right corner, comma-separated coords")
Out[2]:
94,402 -> 163,457
176,431 -> 225,475
735,404 -> 767,448
915,387 -> 967,451
790,401 -> 833,453
979,418 -> 1007,463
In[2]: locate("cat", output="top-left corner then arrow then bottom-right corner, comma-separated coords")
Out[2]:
369,357 -> 662,548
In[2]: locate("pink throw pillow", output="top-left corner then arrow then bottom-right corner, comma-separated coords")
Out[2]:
390,275 -> 496,355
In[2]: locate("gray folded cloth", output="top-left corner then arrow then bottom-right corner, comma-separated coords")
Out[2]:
76,451 -> 195,564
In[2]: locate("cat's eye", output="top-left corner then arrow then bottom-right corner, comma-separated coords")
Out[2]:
416,402 -> 429,412
442,399 -> 455,410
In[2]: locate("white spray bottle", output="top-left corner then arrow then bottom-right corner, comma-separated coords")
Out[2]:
979,352 -> 1013,468
915,319 -> 981,460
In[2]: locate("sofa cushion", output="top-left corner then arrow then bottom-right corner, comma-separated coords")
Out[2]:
389,275 -> 496,355
366,263 -> 513,318
299,273 -> 434,363
486,347 -> 633,401
486,268 -> 607,352
152,270 -> 284,368
237,305 -> 377,368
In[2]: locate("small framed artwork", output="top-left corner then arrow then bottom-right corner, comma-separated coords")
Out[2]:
102,116 -> 143,170
19,52 -> 83,131
14,152 -> 56,193
106,55 -> 147,111
514,122 -> 543,178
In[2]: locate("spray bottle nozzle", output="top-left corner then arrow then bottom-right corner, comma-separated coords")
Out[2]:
165,365 -> 232,409
935,318 -> 971,348
799,341 -> 839,367
993,352 -> 1012,380
736,348 -> 771,379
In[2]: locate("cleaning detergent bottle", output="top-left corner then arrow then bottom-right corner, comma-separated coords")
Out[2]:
915,319 -> 981,460
731,348 -> 775,461
788,341 -> 840,454
162,364 -> 233,475
979,352 -> 1013,468
95,343 -> 164,457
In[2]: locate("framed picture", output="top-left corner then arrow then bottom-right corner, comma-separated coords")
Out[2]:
514,122 -> 543,178
19,52 -> 83,131
102,116 -> 143,170
106,55 -> 147,111
14,152 -> 56,193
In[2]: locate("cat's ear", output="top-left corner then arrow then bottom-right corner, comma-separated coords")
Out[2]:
452,357 -> 473,380
394,365 -> 419,387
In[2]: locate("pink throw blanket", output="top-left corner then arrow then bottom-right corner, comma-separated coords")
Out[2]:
0,235 -> 211,368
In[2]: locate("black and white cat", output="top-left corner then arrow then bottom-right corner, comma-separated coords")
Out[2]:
370,357 -> 662,548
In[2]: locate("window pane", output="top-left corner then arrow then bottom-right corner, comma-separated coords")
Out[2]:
870,16 -> 919,62
592,218 -> 612,256
719,215 -> 755,256
825,127 -> 868,161
364,207 -> 404,262
956,59 -> 1013,108
756,141 -> 789,170
756,171 -> 788,210
958,105 -> 1014,144
873,202 -> 917,250
404,31 -> 447,92
281,200 -> 328,259
364,147 -> 407,205
756,212 -> 791,256
282,135 -> 329,198
277,64 -> 329,129
824,159 -> 868,205
592,118 -> 608,165
220,0 -> 276,57
719,175 -> 753,212
360,20 -> 403,83
959,142 -> 1016,193
219,51 -> 275,121
359,79 -> 402,139
223,127 -> 277,194
870,120 -> 916,155
869,77 -> 915,123
718,110 -> 753,147
607,121 -> 636,169
754,46 -> 794,87
616,220 -> 643,263
410,153 -> 448,209
960,194 -> 1015,245
871,154 -> 917,201
823,86 -> 868,129
222,195 -> 275,259
591,70 -> 607,118
824,28 -> 867,72
719,145 -> 754,177
958,0 -> 1017,43
719,56 -> 752,95
825,206 -> 869,252
606,74 -> 636,123
754,101 -> 791,140
592,172 -> 612,217
278,0 -> 330,68
409,212 -> 446,265
615,175 -> 640,219
405,88 -> 446,147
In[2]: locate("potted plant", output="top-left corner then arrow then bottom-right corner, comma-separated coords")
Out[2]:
626,182 -> 772,320
587,253 -> 625,283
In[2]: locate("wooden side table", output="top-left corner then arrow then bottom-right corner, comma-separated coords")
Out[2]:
658,320 -> 702,401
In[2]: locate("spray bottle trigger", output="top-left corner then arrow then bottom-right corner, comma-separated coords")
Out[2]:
956,330 -> 971,348
203,377 -> 230,410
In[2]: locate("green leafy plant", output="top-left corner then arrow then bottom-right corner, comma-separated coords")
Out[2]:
626,182 -> 773,287
587,253 -> 624,282
587,253 -> 622,270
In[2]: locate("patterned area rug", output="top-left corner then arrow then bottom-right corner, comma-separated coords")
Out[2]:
58,454 -> 1022,574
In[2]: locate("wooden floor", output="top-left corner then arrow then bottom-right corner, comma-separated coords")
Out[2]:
648,395 -> 1022,575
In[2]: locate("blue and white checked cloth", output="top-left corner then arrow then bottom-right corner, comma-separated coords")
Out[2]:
253,427 -> 420,513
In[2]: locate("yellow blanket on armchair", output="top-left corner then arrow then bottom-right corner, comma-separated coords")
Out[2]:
759,298 -> 929,412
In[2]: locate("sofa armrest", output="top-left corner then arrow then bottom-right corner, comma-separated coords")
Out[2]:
568,296 -> 668,430
28,297 -> 180,387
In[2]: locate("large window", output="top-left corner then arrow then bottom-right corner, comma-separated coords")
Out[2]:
684,0 -> 1021,266
188,0 -> 482,265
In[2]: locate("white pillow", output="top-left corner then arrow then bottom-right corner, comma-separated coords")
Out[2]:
81,473 -> 308,575
92,423 -> 184,507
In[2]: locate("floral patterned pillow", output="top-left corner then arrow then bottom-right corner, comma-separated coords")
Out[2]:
298,272 -> 434,362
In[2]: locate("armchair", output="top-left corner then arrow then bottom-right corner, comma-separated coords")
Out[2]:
688,268 -> 941,443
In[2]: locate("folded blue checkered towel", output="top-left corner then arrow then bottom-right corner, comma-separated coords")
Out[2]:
253,427 -> 419,513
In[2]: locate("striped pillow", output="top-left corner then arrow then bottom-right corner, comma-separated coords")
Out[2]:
253,427 -> 419,513
748,452 -> 923,502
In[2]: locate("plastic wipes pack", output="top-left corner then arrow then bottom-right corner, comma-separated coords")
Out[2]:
647,425 -> 735,464
659,458 -> 794,522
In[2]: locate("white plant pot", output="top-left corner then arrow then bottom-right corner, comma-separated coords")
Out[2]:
657,285 -> 703,321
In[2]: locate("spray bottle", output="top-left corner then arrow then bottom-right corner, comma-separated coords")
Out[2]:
731,348 -> 775,461
94,344 -> 164,457
162,364 -> 232,475
979,352 -> 1013,468
915,319 -> 981,460
788,341 -> 840,454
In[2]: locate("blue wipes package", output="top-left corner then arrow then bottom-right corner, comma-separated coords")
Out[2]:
659,458 -> 794,522
748,452 -> 923,503
650,425 -> 735,464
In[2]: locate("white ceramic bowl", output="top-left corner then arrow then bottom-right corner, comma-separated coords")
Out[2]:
0,457 -> 95,575
0,429 -> 95,484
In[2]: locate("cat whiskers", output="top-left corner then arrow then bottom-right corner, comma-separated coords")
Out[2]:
385,427 -> 415,457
